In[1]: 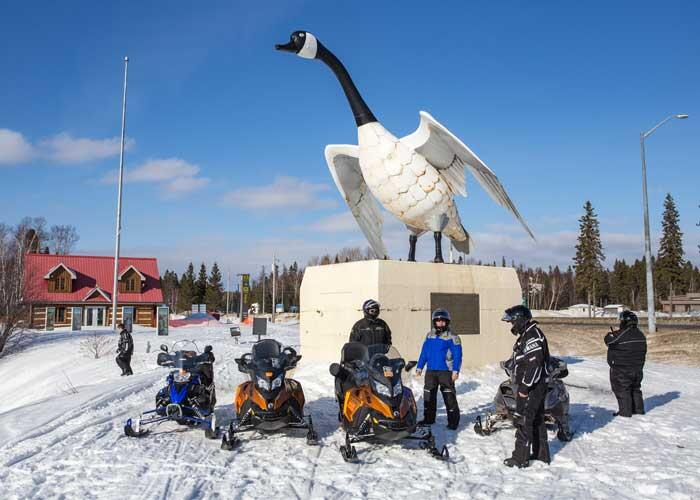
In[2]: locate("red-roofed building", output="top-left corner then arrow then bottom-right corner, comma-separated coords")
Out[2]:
23,254 -> 164,330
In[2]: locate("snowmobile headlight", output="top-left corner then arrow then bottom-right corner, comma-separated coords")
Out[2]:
373,380 -> 392,398
271,374 -> 283,390
173,371 -> 191,383
256,376 -> 271,391
393,381 -> 403,397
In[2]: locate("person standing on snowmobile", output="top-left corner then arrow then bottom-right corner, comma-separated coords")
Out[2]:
116,322 -> 134,376
415,308 -> 462,430
604,310 -> 647,417
501,305 -> 550,468
349,299 -> 392,347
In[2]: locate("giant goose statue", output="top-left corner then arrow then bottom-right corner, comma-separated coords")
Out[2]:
276,31 -> 534,263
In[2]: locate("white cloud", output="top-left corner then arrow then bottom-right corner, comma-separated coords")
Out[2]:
101,157 -> 209,197
0,129 -> 35,164
40,133 -> 134,163
305,212 -> 358,232
221,176 -> 335,210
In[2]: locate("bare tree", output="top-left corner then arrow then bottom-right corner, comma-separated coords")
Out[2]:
49,225 -> 80,255
0,222 -> 41,355
80,333 -> 113,359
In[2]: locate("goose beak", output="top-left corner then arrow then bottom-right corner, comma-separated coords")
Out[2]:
275,41 -> 296,52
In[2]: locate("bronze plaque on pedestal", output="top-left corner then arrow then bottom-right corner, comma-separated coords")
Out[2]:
430,293 -> 480,335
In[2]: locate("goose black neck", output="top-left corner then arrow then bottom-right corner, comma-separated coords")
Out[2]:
316,43 -> 377,127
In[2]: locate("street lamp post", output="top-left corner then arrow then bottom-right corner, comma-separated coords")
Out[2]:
640,113 -> 688,334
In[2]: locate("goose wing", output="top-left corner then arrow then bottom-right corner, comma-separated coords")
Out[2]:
324,145 -> 388,258
401,111 -> 535,240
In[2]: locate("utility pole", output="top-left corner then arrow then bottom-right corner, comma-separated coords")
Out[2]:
640,113 -> 688,333
262,265 -> 265,315
226,271 -> 230,316
271,254 -> 277,323
111,56 -> 129,331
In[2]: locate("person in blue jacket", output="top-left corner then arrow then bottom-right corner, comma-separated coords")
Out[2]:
415,308 -> 462,429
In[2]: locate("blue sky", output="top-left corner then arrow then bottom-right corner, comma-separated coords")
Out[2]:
1,1 -> 699,278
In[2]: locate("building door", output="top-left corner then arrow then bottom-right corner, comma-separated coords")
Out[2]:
85,307 -> 106,327
46,307 -> 56,331
71,307 -> 82,331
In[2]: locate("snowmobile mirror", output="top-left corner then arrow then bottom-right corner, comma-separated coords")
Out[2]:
405,361 -> 417,372
329,363 -> 341,376
204,345 -> 213,353
160,344 -> 169,353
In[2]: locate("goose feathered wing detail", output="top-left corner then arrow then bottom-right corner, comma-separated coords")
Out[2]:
401,111 -> 535,240
324,145 -> 388,258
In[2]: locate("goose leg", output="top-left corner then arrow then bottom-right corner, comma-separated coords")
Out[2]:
408,235 -> 418,262
433,232 -> 444,263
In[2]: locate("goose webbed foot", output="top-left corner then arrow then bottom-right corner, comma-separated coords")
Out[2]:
408,235 -> 417,262
433,231 -> 444,263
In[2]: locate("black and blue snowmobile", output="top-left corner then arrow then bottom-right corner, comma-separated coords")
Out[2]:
473,356 -> 573,441
124,340 -> 218,439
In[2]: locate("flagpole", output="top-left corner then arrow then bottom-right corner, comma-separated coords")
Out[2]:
112,56 -> 129,330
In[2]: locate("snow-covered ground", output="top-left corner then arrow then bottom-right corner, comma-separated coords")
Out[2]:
1,323 -> 698,499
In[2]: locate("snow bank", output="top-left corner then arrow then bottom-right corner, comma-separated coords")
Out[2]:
0,324 -> 698,499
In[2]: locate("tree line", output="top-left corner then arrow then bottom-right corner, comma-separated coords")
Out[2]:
161,194 -> 698,315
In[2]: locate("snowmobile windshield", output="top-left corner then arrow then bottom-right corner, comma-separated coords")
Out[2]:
367,344 -> 406,397
168,341 -> 203,373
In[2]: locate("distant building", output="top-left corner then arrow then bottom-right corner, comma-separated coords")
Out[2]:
23,254 -> 164,330
660,292 -> 700,313
603,304 -> 627,316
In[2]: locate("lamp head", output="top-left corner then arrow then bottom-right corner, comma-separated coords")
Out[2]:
675,114 -> 689,119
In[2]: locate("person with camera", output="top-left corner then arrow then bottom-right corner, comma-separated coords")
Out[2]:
605,310 -> 647,417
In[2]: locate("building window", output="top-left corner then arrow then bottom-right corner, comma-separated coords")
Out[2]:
126,278 -> 136,292
57,307 -> 66,322
53,277 -> 67,292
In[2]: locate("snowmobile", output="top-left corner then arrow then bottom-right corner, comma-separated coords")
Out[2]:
124,340 -> 218,439
330,342 -> 449,462
473,356 -> 573,441
220,339 -> 317,450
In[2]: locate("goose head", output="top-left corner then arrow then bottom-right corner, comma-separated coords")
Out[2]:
275,30 -> 318,59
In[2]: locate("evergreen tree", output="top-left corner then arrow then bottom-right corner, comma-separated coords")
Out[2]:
205,262 -> 224,311
656,194 -> 685,299
178,263 -> 196,312
573,201 -> 605,311
194,263 -> 208,304
160,270 -> 180,311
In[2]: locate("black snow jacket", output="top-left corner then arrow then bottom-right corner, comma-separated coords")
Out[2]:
117,329 -> 134,356
511,321 -> 550,395
349,317 -> 392,347
605,326 -> 646,368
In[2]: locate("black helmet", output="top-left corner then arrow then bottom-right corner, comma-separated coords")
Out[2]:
619,310 -> 638,329
362,299 -> 380,319
502,305 -> 532,336
432,308 -> 451,333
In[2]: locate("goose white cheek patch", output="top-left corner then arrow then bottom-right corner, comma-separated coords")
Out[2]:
298,33 -> 318,59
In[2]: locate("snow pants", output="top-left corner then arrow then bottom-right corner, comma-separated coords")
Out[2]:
423,370 -> 460,429
610,366 -> 644,417
511,380 -> 550,465
116,353 -> 133,375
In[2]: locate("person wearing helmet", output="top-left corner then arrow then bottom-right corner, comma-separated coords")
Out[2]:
116,322 -> 134,376
501,304 -> 550,468
349,299 -> 392,347
604,310 -> 647,417
415,308 -> 462,430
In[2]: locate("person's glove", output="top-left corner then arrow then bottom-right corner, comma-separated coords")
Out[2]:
516,391 -> 528,416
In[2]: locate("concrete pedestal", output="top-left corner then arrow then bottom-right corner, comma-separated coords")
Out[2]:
300,260 -> 522,369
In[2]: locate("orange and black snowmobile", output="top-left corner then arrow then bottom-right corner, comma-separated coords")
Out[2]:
220,339 -> 318,450
330,342 -> 449,462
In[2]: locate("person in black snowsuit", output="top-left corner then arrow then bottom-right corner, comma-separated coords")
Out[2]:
604,310 -> 647,417
116,323 -> 134,376
349,299 -> 392,347
501,305 -> 551,468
